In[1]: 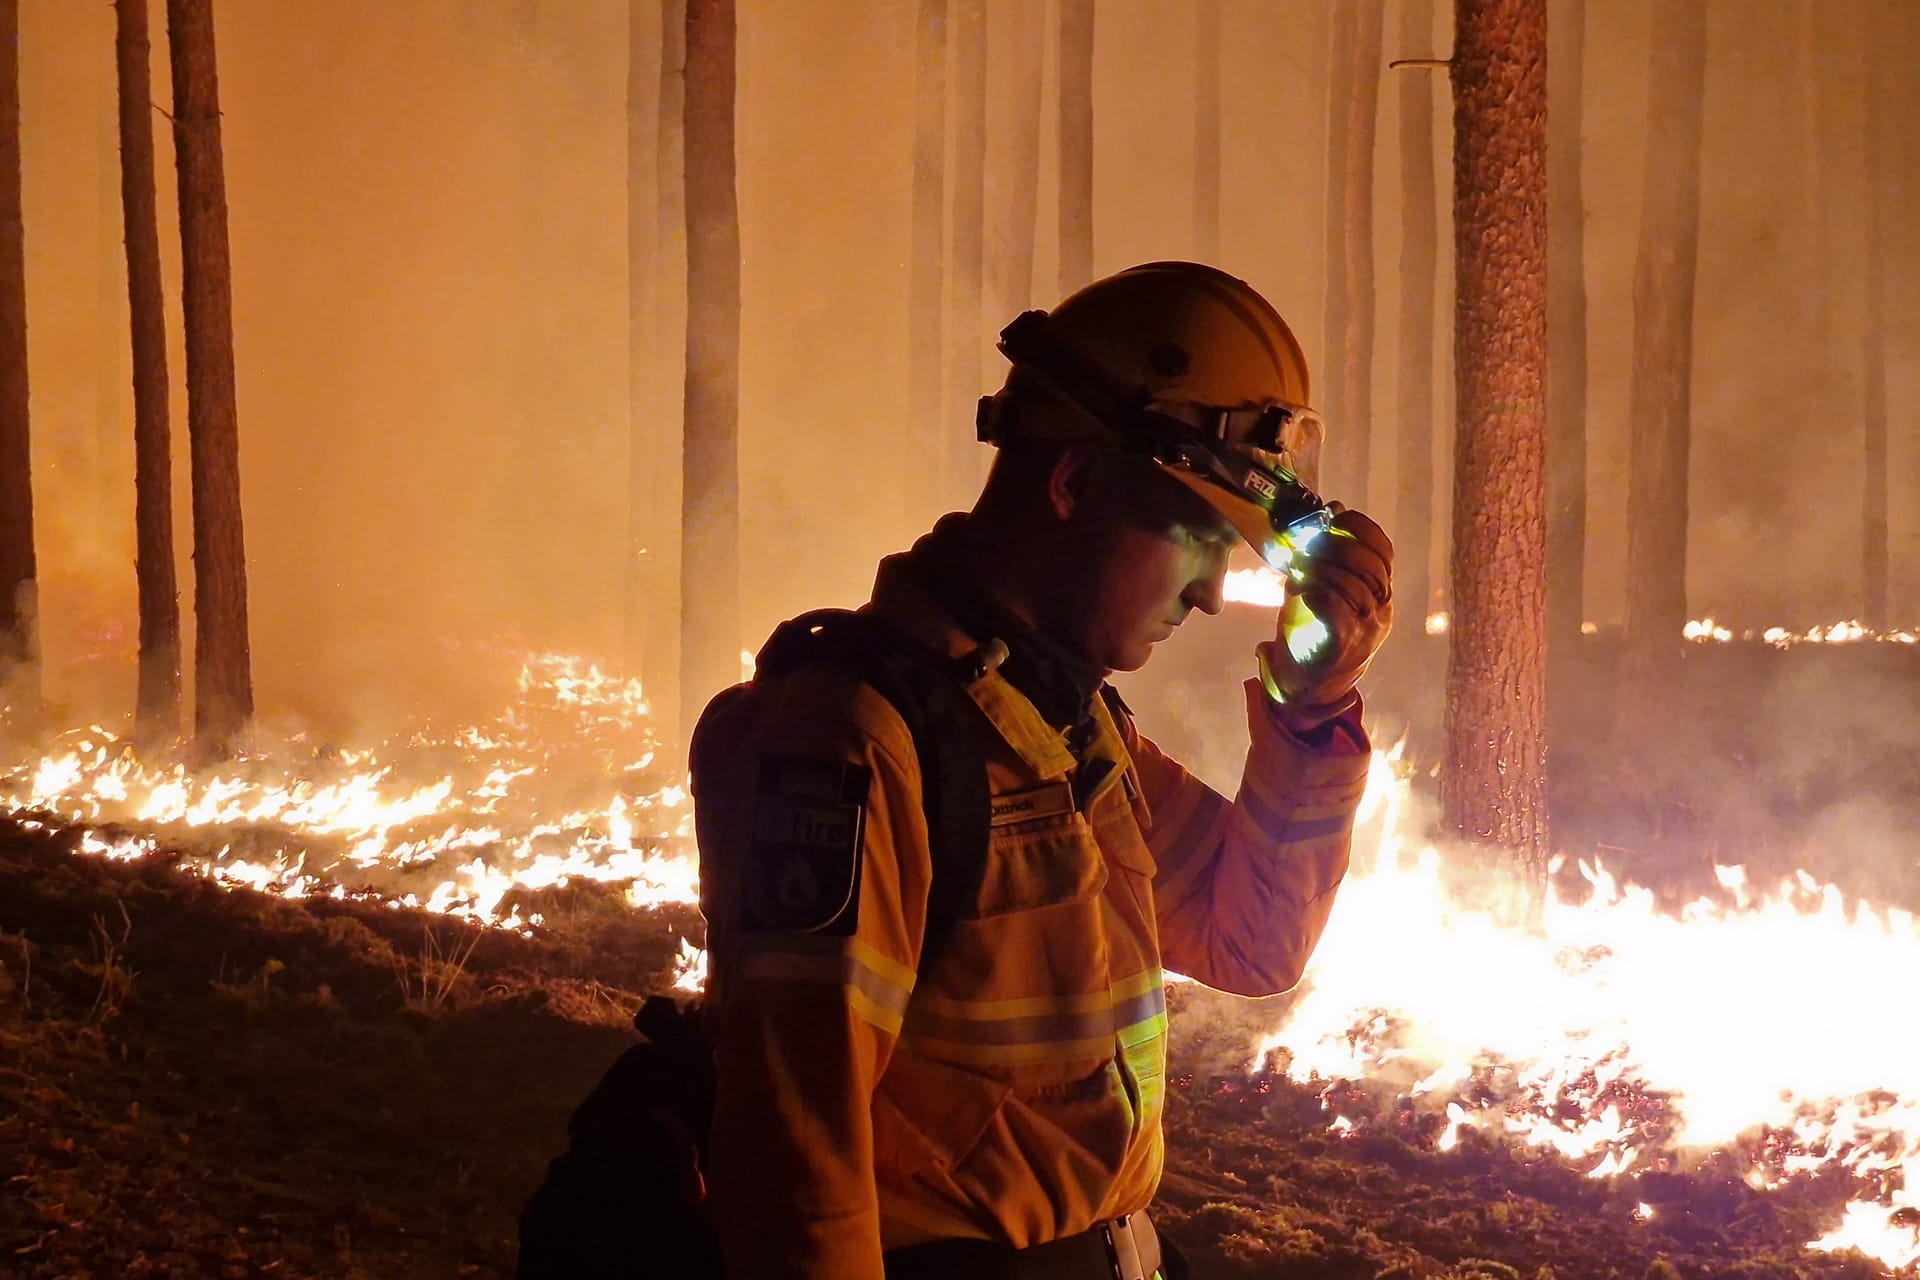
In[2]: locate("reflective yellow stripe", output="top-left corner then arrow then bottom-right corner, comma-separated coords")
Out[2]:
901,971 -> 1169,1063
909,966 -> 1166,1022
738,937 -> 916,1035
849,935 -> 918,992
848,983 -> 908,1036
1116,1008 -> 1169,1051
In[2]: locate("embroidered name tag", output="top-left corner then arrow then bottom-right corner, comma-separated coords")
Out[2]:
989,781 -> 1076,828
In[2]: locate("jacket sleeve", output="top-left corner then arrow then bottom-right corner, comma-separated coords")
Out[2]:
692,668 -> 932,1280
1123,677 -> 1372,997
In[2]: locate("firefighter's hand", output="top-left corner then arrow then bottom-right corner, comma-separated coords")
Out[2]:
1256,505 -> 1393,720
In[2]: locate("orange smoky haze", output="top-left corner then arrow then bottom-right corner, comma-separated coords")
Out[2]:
13,0 -> 1919,738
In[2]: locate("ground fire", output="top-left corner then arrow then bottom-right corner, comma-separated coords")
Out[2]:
6,625 -> 1919,1272
5,1 -> 1919,1275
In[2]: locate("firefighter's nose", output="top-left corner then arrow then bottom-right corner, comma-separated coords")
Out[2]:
1184,555 -> 1227,617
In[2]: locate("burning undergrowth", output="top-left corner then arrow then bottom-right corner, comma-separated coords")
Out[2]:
1201,750 -> 1920,1271
2,653 -> 703,933
6,642 -> 1920,1276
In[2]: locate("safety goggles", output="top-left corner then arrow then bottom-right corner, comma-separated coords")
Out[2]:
990,310 -> 1331,568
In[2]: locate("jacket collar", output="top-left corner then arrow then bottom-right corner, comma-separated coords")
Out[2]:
867,515 -> 1108,781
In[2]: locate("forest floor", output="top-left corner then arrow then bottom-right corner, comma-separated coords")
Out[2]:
6,635 -> 1919,1278
1,809 -> 1910,1280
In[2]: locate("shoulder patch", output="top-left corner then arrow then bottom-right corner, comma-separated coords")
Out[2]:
741,755 -> 870,935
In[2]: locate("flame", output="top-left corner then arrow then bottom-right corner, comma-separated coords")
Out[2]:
1692,618 -> 1920,648
1223,570 -> 1917,652
2,653 -> 700,932
1252,749 -> 1920,1270
1223,567 -> 1288,608
10,643 -> 1920,1267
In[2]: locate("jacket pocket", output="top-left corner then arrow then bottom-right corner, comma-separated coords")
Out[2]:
972,813 -> 1107,917
873,1047 -> 1012,1177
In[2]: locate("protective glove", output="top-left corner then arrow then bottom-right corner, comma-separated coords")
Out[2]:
1255,503 -> 1394,723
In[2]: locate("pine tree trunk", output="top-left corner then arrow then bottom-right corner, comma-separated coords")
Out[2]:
908,0 -> 946,480
1056,0 -> 1093,296
1621,0 -> 1706,697
1860,8 -> 1889,630
945,0 -> 986,502
1393,0 -> 1438,622
1545,0 -> 1587,657
679,0 -> 740,739
654,0 -> 687,734
624,0 -> 662,679
1193,0 -> 1221,261
0,0 -> 33,696
95,77 -> 123,533
1441,0 -> 1549,873
1318,2 -> 1354,480
1793,0 -> 1840,606
1334,0 -> 1383,509
118,0 -> 180,744
990,1 -> 1043,320
167,0 -> 252,752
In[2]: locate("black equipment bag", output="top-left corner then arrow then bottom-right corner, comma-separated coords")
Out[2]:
516,610 -> 990,1279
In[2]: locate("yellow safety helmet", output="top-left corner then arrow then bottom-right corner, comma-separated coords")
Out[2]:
977,261 -> 1328,569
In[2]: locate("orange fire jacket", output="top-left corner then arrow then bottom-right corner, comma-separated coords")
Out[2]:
691,549 -> 1372,1279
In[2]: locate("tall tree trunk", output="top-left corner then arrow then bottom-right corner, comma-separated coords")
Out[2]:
908,0 -> 946,487
1441,0 -> 1549,875
1335,0 -> 1383,509
167,0 -> 252,752
118,0 -> 181,744
654,0 -> 687,733
1544,0 -> 1586,656
1193,0 -> 1221,261
96,72 -> 123,531
624,0 -> 661,679
945,0 -> 986,501
1394,0 -> 1438,623
1319,2 -> 1354,486
0,0 -> 33,698
1860,7 -> 1889,630
1056,0 -> 1093,296
989,1 -> 1043,321
680,0 -> 740,739
1621,0 -> 1706,696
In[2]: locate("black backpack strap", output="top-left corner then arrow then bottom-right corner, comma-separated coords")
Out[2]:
754,609 -> 989,974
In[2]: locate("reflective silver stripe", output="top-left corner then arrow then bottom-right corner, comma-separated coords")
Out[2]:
1240,777 -> 1352,843
902,977 -> 1166,1048
738,941 -> 916,1033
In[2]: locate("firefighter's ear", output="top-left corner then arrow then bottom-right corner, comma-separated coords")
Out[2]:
1046,445 -> 1096,523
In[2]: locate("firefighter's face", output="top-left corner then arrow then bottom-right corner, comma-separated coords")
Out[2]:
1043,451 -> 1238,672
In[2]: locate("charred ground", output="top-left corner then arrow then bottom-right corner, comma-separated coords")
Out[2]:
4,635 -> 1918,1279
0,811 -> 1904,1280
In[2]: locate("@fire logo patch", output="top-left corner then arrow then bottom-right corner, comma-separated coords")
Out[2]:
742,755 -> 870,935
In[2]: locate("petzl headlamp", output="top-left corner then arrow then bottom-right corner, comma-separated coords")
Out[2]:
979,308 -> 1332,570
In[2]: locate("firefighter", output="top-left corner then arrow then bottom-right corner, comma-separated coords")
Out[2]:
691,262 -> 1393,1279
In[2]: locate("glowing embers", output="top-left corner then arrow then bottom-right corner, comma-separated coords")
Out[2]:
1251,749 -> 1920,1270
1,653 -> 698,932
